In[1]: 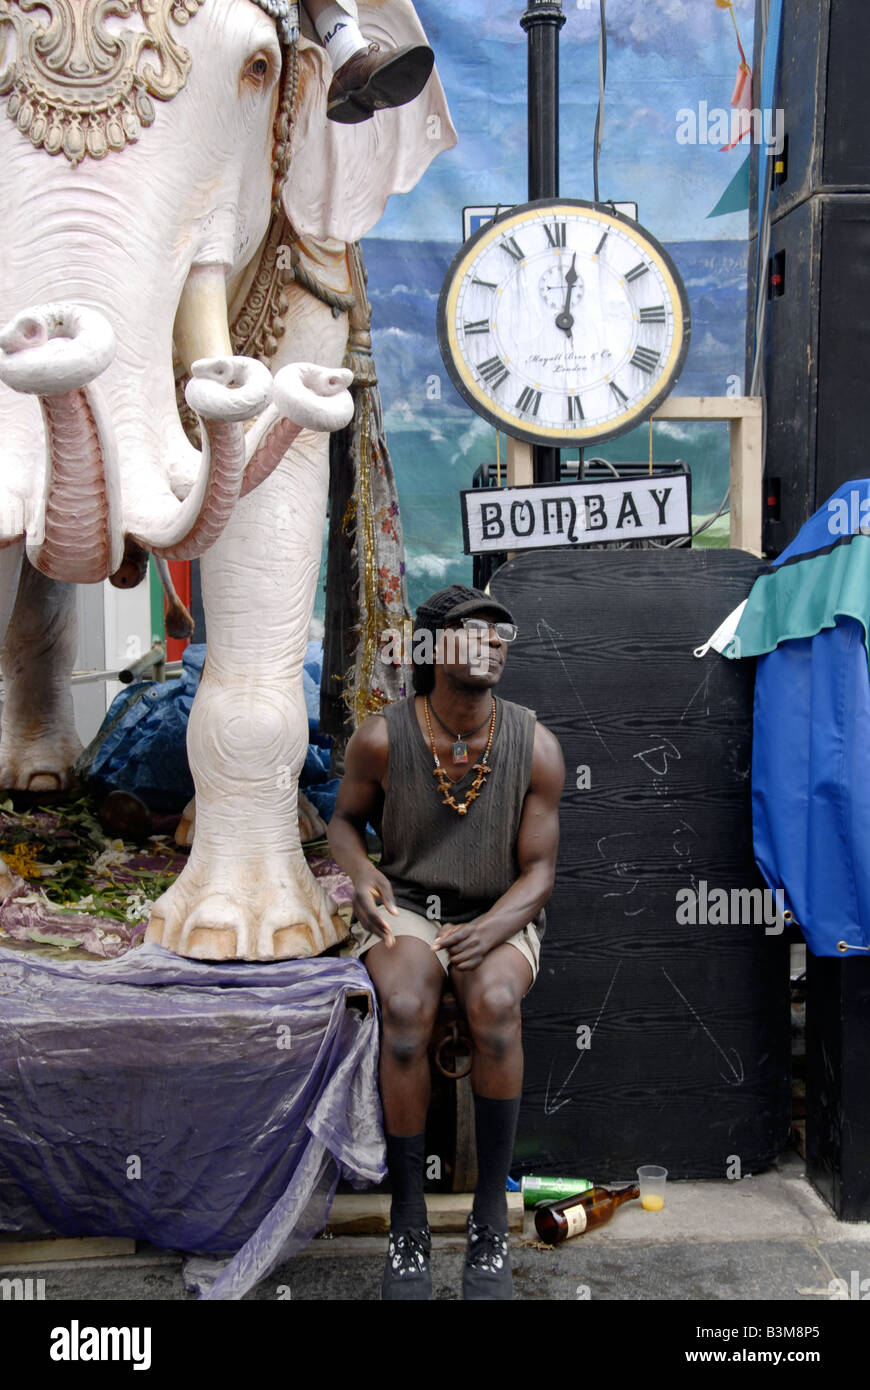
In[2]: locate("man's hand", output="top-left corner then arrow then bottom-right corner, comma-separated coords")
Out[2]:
431,918 -> 503,971
351,863 -> 399,948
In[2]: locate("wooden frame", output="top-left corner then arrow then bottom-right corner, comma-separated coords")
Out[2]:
506,396 -> 764,556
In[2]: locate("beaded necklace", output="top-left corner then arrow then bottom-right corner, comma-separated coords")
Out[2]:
427,698 -> 493,763
423,696 -> 496,816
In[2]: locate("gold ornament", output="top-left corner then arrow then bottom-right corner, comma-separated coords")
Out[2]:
423,696 -> 496,816
0,0 -> 206,165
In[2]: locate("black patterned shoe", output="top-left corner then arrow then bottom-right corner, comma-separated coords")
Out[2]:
327,43 -> 435,124
381,1225 -> 432,1301
462,1214 -> 513,1300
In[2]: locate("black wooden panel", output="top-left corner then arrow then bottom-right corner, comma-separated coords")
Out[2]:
492,549 -> 791,1180
806,956 -> 870,1221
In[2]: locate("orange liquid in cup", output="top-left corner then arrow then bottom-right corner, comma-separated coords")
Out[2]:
641,1194 -> 665,1211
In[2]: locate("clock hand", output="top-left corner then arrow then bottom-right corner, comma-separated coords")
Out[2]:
555,254 -> 579,334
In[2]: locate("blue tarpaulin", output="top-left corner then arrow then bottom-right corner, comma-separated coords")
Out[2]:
729,480 -> 870,956
0,944 -> 385,1299
87,642 -> 339,817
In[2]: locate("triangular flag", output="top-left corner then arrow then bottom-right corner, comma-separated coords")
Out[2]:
708,153 -> 750,217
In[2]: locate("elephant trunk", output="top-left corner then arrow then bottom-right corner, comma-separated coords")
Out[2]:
0,305 -> 123,581
37,389 -> 116,583
240,365 -> 356,498
126,355 -> 273,559
0,271 -> 355,580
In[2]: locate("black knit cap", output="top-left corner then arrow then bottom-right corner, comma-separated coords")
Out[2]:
413,585 -> 515,634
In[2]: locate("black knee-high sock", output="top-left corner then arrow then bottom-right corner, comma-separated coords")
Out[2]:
471,1094 -> 522,1230
386,1132 -> 428,1231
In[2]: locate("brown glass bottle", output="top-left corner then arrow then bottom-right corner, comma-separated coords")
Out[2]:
534,1184 -> 640,1244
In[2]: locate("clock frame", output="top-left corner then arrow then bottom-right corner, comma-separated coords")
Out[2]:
437,198 -> 691,447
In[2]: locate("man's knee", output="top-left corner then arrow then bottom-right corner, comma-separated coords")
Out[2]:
465,980 -> 523,1058
381,989 -> 439,1064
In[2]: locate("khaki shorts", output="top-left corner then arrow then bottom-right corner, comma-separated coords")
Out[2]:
348,904 -> 541,990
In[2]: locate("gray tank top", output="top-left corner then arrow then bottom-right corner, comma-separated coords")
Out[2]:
378,695 -> 538,925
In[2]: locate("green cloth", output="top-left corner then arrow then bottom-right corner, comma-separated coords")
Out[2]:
734,534 -> 870,664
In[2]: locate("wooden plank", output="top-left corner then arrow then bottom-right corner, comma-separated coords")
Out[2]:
325,1192 -> 524,1235
729,410 -> 764,556
506,436 -> 533,487
0,1236 -> 136,1266
653,396 -> 762,421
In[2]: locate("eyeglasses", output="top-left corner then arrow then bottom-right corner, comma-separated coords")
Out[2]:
459,616 -> 518,643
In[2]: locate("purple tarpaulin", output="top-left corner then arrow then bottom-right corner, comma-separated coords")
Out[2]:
0,943 -> 385,1300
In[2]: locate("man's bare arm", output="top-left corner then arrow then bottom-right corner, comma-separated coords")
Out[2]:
432,723 -> 566,969
327,716 -> 399,944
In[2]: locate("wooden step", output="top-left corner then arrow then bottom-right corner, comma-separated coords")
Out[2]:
0,1235 -> 136,1266
325,1191 -> 524,1236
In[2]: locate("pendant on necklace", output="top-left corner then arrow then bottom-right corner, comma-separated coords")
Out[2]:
452,739 -> 469,764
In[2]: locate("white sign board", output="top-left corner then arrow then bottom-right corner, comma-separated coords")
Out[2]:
461,475 -> 691,553
462,202 -> 639,242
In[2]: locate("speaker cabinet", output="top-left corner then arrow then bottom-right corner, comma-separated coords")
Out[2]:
747,195 -> 870,554
750,0 -> 870,226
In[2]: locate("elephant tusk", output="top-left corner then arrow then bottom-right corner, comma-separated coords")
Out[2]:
172,264 -> 233,376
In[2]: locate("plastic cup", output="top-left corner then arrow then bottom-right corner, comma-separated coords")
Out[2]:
637,1165 -> 668,1211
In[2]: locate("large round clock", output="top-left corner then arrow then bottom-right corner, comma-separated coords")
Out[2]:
437,198 -> 691,447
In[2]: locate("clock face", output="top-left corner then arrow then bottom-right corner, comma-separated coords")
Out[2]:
437,199 -> 691,447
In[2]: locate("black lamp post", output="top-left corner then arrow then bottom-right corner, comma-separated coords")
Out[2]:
521,0 -> 566,484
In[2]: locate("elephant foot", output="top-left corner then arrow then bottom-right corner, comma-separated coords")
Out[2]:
145,852 -> 347,961
0,732 -> 82,793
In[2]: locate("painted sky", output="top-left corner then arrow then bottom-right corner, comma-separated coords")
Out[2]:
375,0 -> 755,244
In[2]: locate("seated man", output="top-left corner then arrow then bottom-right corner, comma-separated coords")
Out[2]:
265,0 -> 435,123
328,585 -> 565,1300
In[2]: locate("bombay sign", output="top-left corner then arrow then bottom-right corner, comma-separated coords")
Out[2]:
461,474 -> 691,554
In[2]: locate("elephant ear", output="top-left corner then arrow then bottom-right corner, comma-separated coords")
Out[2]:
281,1 -> 456,245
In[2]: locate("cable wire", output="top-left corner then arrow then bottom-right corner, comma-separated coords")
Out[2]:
593,0 -> 607,202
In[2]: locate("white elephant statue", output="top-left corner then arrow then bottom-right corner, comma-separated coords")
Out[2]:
0,0 -> 455,959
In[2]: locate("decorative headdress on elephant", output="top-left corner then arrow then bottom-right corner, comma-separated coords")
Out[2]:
0,0 -> 455,583
0,0 -> 454,241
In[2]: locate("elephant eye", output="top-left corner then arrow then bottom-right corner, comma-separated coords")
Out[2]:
243,52 -> 275,88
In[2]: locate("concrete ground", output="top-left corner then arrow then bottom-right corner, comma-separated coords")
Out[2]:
2,1149 -> 868,1303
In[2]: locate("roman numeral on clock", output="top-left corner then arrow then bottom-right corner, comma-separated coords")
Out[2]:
463,319 -> 490,336
610,381 -> 629,405
594,230 -> 609,256
567,395 -> 584,422
500,237 -> 525,262
515,386 -> 542,417
625,262 -> 649,283
544,222 -> 567,248
630,346 -> 661,375
477,356 -> 510,389
639,305 -> 667,323
472,277 -> 498,289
